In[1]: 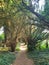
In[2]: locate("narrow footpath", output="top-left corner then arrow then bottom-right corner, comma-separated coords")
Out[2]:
12,43 -> 34,65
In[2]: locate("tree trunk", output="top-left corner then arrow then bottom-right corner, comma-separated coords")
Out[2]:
46,40 -> 48,48
10,36 -> 17,52
10,41 -> 16,52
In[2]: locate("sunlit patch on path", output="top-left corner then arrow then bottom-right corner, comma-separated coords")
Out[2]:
20,43 -> 27,51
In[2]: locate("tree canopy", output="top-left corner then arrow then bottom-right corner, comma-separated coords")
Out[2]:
0,0 -> 49,51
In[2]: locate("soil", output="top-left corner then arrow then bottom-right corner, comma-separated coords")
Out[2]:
12,43 -> 34,65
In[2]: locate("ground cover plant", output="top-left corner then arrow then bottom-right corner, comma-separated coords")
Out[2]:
0,52 -> 16,65
28,49 -> 49,65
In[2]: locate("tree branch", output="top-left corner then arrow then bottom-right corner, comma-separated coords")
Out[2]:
22,0 -> 49,27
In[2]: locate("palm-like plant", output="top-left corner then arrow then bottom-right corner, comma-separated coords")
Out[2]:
27,27 -> 49,51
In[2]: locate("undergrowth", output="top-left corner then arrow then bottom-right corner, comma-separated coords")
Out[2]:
0,51 -> 16,65
27,49 -> 49,65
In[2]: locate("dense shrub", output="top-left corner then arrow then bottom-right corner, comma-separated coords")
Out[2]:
27,37 -> 36,51
0,52 -> 16,65
27,50 -> 49,65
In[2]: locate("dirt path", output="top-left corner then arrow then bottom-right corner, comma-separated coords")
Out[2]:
12,44 -> 34,65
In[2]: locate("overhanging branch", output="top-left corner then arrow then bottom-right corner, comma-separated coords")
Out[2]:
22,0 -> 49,27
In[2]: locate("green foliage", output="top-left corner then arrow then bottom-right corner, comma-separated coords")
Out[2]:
0,0 -> 49,52
42,0 -> 49,21
15,43 -> 20,51
28,50 -> 49,65
27,27 -> 49,51
0,52 -> 16,65
0,33 -> 5,41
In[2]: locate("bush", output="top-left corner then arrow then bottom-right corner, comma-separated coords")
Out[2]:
27,50 -> 49,65
27,37 -> 36,51
0,52 -> 16,65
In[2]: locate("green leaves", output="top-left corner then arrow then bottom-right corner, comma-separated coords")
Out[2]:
44,0 -> 49,21
0,52 -> 16,65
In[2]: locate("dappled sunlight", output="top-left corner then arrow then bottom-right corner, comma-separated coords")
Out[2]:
0,26 -> 4,35
20,43 -> 27,51
0,0 -> 49,65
